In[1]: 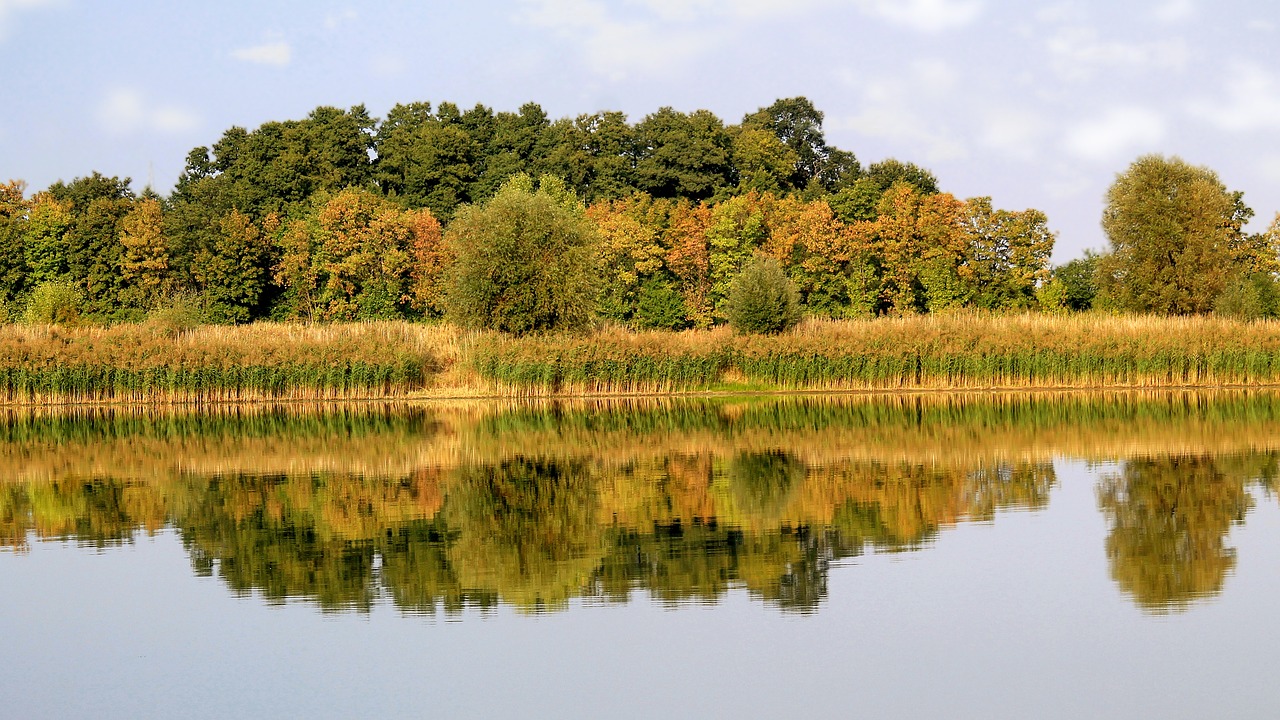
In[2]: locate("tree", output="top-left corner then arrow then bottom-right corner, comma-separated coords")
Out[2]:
445,174 -> 599,334
726,256 -> 802,334
119,197 -> 171,310
1100,155 -> 1253,314
0,180 -> 28,303
194,210 -> 269,323
634,108 -> 734,200
1052,253 -> 1101,311
961,198 -> 1055,310
47,172 -> 135,317
742,97 -> 859,191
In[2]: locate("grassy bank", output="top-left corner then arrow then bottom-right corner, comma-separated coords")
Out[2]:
8,314 -> 1280,403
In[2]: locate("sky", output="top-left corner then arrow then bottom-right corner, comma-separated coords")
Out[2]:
1,0 -> 1278,261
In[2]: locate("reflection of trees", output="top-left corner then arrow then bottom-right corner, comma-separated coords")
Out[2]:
1098,455 -> 1261,613
444,458 -> 607,612
4,455 -> 1056,614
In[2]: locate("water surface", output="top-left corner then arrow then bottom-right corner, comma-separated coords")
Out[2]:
3,393 -> 1279,718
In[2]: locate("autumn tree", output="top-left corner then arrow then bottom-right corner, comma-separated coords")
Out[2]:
274,188 -> 445,321
0,180 -> 28,303
586,194 -> 668,323
961,198 -> 1055,310
663,201 -> 715,327
119,196 -> 171,310
445,174 -> 599,334
866,183 -> 969,314
1099,155 -> 1253,314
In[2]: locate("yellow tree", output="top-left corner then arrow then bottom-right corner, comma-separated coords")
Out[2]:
586,195 -> 667,322
119,197 -> 171,310
870,183 -> 969,314
0,180 -> 28,302
664,200 -> 714,327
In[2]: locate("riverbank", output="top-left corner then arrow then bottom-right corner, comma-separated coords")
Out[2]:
5,314 -> 1280,404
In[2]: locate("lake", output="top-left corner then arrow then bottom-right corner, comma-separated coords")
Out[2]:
3,392 -> 1279,719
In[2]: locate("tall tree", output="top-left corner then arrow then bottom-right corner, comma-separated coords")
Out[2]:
1099,155 -> 1252,314
0,180 -> 28,302
634,108 -> 733,200
119,197 -> 171,310
742,97 -> 859,191
445,174 -> 599,334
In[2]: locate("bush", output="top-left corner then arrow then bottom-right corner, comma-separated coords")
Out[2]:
726,257 -> 801,334
146,292 -> 206,337
445,174 -> 599,335
633,280 -> 689,330
24,281 -> 83,325
1215,274 -> 1279,321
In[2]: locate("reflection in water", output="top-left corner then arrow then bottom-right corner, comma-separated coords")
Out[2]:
3,392 -> 1280,615
1098,454 -> 1278,613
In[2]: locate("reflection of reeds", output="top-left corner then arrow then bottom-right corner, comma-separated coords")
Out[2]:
4,391 -> 1280,485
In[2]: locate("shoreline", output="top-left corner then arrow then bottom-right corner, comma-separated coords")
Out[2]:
4,380 -> 1280,412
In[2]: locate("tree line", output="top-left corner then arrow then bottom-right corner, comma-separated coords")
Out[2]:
1,96 -> 1275,330
0,97 -> 1058,329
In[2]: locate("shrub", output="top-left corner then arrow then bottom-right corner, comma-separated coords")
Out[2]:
146,292 -> 207,337
633,280 -> 689,330
726,257 -> 801,334
24,281 -> 83,325
1215,274 -> 1279,321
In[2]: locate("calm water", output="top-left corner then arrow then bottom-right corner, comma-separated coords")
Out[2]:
3,393 -> 1280,718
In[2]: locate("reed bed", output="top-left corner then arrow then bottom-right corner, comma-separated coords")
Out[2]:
468,314 -> 1280,394
0,322 -> 457,404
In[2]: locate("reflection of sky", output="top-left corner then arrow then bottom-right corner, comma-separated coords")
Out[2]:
4,1 -> 1280,262
4,460 -> 1280,718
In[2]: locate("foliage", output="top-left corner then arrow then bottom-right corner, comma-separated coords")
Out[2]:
1214,273 -> 1279,321
23,281 -> 83,325
445,174 -> 599,334
1100,155 -> 1254,314
726,257 -> 802,334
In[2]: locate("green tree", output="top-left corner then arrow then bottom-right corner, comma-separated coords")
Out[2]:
1099,155 -> 1253,314
445,174 -> 599,334
961,198 -> 1055,310
1052,253 -> 1101,311
47,173 -> 135,318
726,256 -> 802,334
194,210 -> 270,323
741,96 -> 859,191
634,108 -> 734,200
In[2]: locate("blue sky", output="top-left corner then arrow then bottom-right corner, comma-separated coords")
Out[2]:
2,0 -> 1277,260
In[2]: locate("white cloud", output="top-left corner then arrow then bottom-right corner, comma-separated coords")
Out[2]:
834,65 -> 969,162
1064,107 -> 1167,163
1153,0 -> 1195,23
517,0 -> 719,79
96,89 -> 200,136
232,41 -> 292,67
980,108 -> 1050,161
1048,26 -> 1188,81
324,8 -> 358,31
516,0 -> 983,78
859,0 -> 983,33
0,0 -> 56,39
1188,63 -> 1280,132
